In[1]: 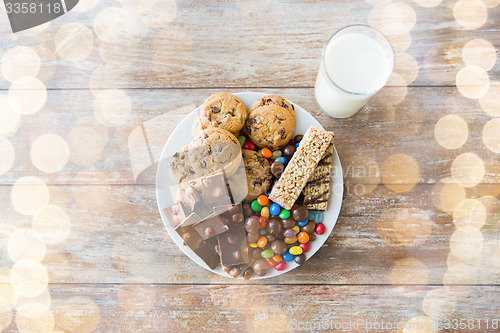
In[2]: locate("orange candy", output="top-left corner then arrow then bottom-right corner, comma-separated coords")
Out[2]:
257,236 -> 268,248
257,195 -> 269,206
265,258 -> 276,268
297,231 -> 310,244
260,148 -> 272,159
272,254 -> 283,263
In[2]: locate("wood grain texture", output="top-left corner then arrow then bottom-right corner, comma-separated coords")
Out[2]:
0,0 -> 498,89
1,284 -> 499,332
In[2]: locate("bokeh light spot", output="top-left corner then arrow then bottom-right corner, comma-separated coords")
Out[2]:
138,0 -> 177,28
451,153 -> 484,187
424,43 -> 462,84
377,208 -> 432,246
434,114 -> 468,149
32,205 -> 70,245
0,95 -> 21,136
443,262 -> 478,285
381,154 -> 420,193
72,170 -> 110,208
31,133 -> 69,173
15,310 -> 55,333
57,297 -> 100,333
482,118 -> 500,153
462,39 -> 496,71
55,23 -> 94,63
10,259 -> 48,298
432,179 -> 466,213
414,0 -> 442,7
11,176 -> 50,216
0,136 -> 15,176
386,32 -> 412,54
390,258 -> 429,285
453,199 -> 486,229
449,226 -> 483,260
456,65 -> 490,99
15,289 -> 51,319
93,89 -> 131,127
392,53 -> 419,85
1,46 -> 41,82
8,228 -> 46,263
369,2 -> 416,36
67,116 -> 109,167
8,76 -> 47,115
422,288 -> 457,321
118,277 -> 156,313
453,0 -> 488,29
0,311 -> 12,331
479,82 -> 500,117
0,269 -> 17,313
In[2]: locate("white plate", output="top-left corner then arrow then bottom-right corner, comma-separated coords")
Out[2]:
156,92 -> 343,279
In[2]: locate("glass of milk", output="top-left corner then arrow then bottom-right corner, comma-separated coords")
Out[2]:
314,25 -> 394,118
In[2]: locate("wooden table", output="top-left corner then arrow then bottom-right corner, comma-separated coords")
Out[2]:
1,0 -> 499,332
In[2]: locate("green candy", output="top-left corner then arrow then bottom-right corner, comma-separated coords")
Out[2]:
238,136 -> 246,146
251,200 -> 263,212
261,249 -> 275,259
279,209 -> 290,219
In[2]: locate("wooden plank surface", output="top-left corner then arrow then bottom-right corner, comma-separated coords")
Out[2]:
0,0 -> 498,89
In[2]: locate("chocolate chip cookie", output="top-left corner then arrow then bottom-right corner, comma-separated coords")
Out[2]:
243,150 -> 272,201
246,104 -> 296,150
199,93 -> 247,134
249,95 -> 296,120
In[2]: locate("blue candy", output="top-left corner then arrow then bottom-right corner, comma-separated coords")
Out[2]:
314,211 -> 323,223
297,219 -> 308,226
275,156 -> 288,166
282,251 -> 294,262
294,142 -> 300,147
270,203 -> 281,216
308,210 -> 315,221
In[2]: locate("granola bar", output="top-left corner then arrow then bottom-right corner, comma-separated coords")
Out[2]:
269,126 -> 333,210
303,137 -> 334,210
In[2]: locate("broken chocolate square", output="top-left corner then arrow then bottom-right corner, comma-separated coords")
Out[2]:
192,214 -> 229,240
201,172 -> 232,207
163,201 -> 187,227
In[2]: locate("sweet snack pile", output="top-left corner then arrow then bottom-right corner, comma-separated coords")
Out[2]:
163,93 -> 335,278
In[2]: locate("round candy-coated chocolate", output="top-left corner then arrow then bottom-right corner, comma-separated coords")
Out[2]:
272,150 -> 282,159
294,134 -> 303,142
245,217 -> 260,233
267,217 -> 283,235
299,242 -> 310,252
251,200 -> 262,212
250,247 -> 263,259
257,195 -> 269,206
270,161 -> 284,178
294,253 -> 306,265
308,210 -> 315,221
309,233 -> 316,242
258,216 -> 267,229
294,142 -> 300,147
314,211 -> 323,223
261,206 -> 270,218
257,236 -> 268,248
242,267 -> 253,279
289,245 -> 303,255
281,217 -> 296,229
260,148 -> 272,158
284,236 -> 297,244
292,205 -> 308,222
243,203 -> 254,217
261,249 -> 274,259
243,141 -> 255,150
282,251 -> 294,262
283,228 -> 296,238
297,232 -> 309,244
247,232 -> 260,243
269,203 -> 281,216
301,220 -> 316,234
282,145 -> 296,157
279,209 -> 290,219
315,223 -> 326,235
265,258 -> 276,268
270,240 -> 287,255
297,219 -> 308,227
238,136 -> 246,146
274,156 -> 288,166
275,261 -> 287,271
252,259 -> 268,276
265,233 -> 276,243
292,225 -> 300,234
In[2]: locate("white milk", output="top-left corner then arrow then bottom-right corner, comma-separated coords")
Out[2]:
315,31 -> 393,118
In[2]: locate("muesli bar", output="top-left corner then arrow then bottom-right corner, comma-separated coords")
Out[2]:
303,138 -> 334,210
269,126 -> 333,210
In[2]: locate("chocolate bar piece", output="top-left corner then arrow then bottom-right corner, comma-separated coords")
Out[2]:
175,222 -> 220,270
303,137 -> 334,210
174,224 -> 204,250
213,203 -> 244,225
201,172 -> 232,207
192,214 -> 229,240
217,220 -> 249,267
163,201 -> 187,227
269,126 -> 333,210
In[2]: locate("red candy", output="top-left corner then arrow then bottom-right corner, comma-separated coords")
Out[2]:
315,223 -> 326,235
299,242 -> 310,253
258,216 -> 267,229
243,141 -> 255,150
275,261 -> 287,271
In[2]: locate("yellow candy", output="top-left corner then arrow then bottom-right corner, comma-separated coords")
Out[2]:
289,246 -> 303,255
249,243 -> 258,248
284,236 -> 297,244
292,225 -> 300,234
261,207 -> 270,219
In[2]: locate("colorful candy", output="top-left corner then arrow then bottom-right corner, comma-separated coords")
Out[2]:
261,249 -> 274,259
257,195 -> 269,206
315,223 -> 326,235
260,148 -> 272,159
238,135 -> 246,146
272,150 -> 282,159
278,209 -> 290,219
283,228 -> 296,238
275,261 -> 287,271
292,225 -> 300,234
243,141 -> 255,150
258,216 -> 267,229
299,242 -> 310,252
251,200 -> 262,212
297,232 -> 309,244
289,246 -> 303,255
272,254 -> 283,263
260,206 -> 270,218
297,219 -> 308,227
284,236 -> 297,244
274,156 -> 288,166
249,242 -> 258,248
257,236 -> 268,248
265,258 -> 277,268
282,251 -> 294,262
269,203 -> 281,216
294,253 -> 306,265
314,211 -> 323,223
